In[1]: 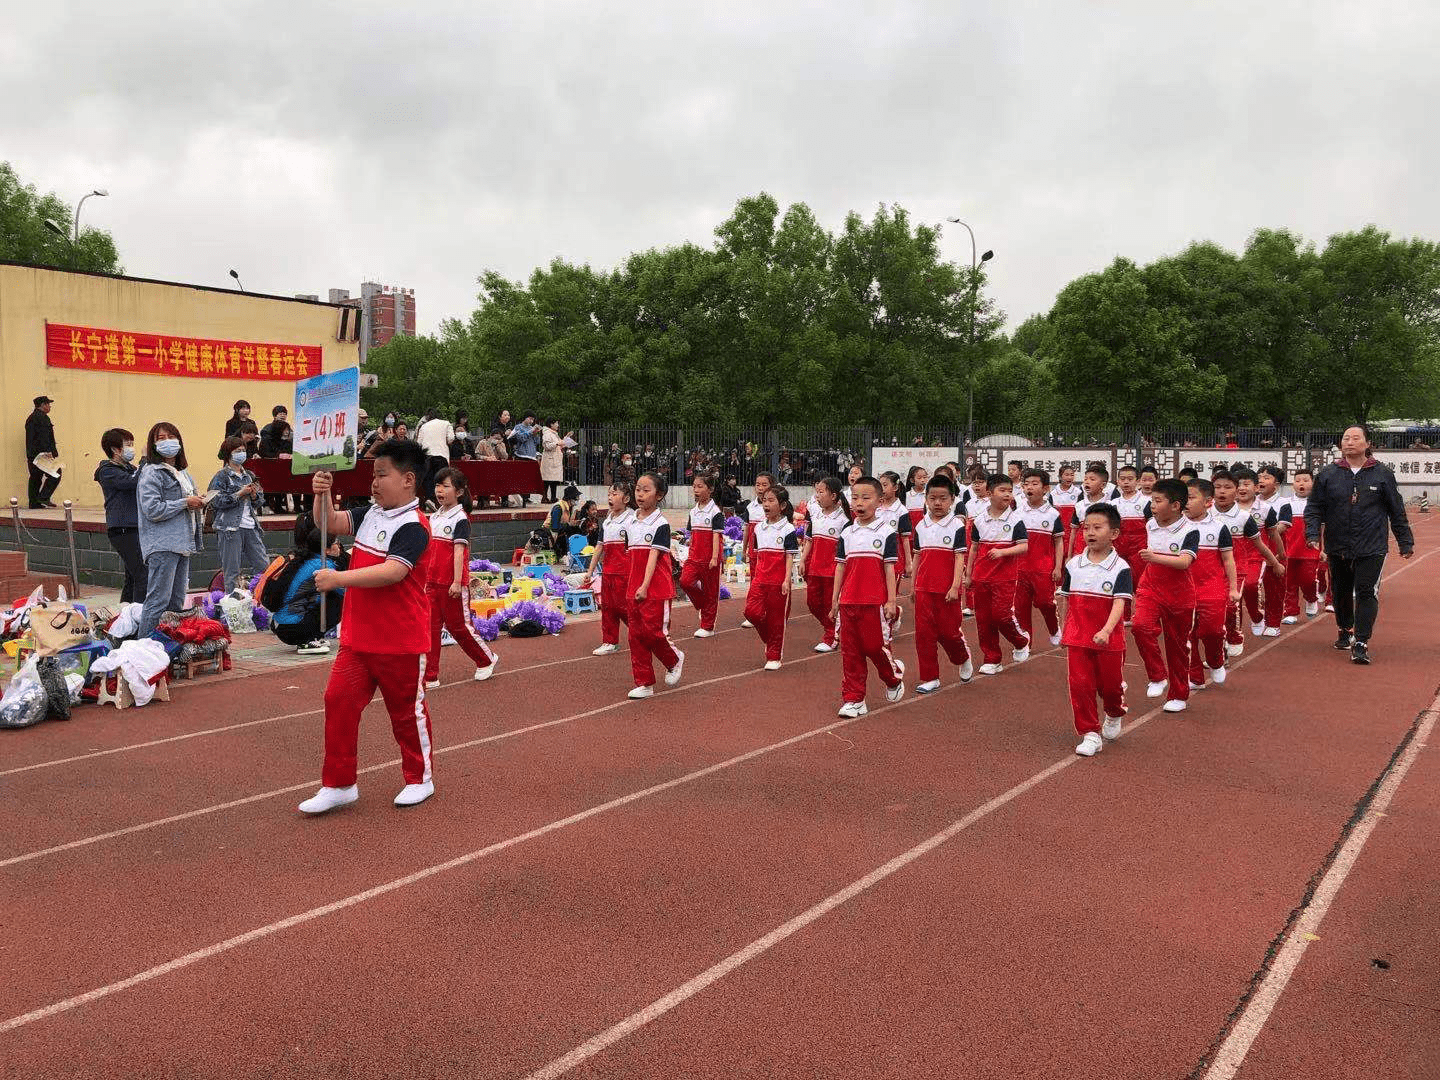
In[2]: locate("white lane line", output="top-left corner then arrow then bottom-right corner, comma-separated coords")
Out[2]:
0,613 -> 793,777
0,626 -> 918,870
1200,691 -> 1440,1080
519,551 -> 1437,1079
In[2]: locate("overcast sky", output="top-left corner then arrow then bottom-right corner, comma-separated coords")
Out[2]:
6,1 -> 1437,336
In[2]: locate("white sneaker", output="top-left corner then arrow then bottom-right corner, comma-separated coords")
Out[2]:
693,627 -> 715,638
962,608 -> 974,617
439,628 -> 457,647
958,658 -> 974,682
592,642 -> 619,656
1281,616 -> 1299,625
837,700 -> 868,718
740,619 -> 753,628
1146,680 -> 1167,698
1262,627 -> 1280,637
1012,645 -> 1031,664
1226,642 -> 1244,658
1049,632 -> 1062,646
664,650 -> 685,686
1325,603 -> 1334,613
296,639 -> 329,655
1075,732 -> 1103,757
979,663 -> 1003,676
1101,715 -> 1124,741
916,679 -> 941,694
393,781 -> 434,807
763,660 -> 781,671
1305,601 -> 1319,617
1189,681 -> 1206,692
627,685 -> 654,700
1251,621 -> 1266,637
1163,699 -> 1187,713
424,678 -> 441,690
298,785 -> 358,815
813,641 -> 835,653
886,679 -> 905,703
474,660 -> 497,681
1212,665 -> 1227,685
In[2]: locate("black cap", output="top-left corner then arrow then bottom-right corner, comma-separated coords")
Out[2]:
33,395 -> 53,407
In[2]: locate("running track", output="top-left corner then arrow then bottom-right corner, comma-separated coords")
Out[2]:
2,519 -> 1437,1079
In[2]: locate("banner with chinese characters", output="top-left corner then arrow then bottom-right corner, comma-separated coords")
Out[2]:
45,322 -> 318,381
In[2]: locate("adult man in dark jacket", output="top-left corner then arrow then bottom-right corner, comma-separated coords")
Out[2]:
1304,425 -> 1415,665
24,395 -> 60,508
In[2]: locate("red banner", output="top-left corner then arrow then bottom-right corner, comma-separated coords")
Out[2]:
44,322 -> 319,382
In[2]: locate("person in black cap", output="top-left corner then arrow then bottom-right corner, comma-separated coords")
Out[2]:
25,395 -> 61,508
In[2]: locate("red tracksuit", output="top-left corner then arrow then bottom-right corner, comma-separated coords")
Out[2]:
912,512 -> 970,682
969,506 -> 1031,665
1058,550 -> 1133,735
877,500 -> 914,580
320,501 -> 435,789
1049,484 -> 1082,537
835,518 -> 903,703
1277,495 -> 1320,617
1015,499 -> 1066,641
1131,516 -> 1200,702
904,490 -> 927,531
1112,491 -> 1151,591
1213,503 -> 1264,644
1185,511 -> 1234,685
1068,491 -> 1116,558
678,500 -> 724,632
625,508 -> 680,687
745,517 -> 798,661
423,504 -> 497,680
743,497 -> 764,564
1255,495 -> 1286,626
596,510 -> 635,646
803,502 -> 847,647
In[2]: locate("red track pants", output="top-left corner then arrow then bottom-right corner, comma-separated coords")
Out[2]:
913,590 -> 970,683
598,573 -> 630,645
1262,561 -> 1286,626
1188,589 -> 1228,684
1226,566 -> 1260,644
321,646 -> 433,788
426,584 -> 497,681
1282,557 -> 1320,618
971,578 -> 1030,665
1066,646 -> 1127,736
678,558 -> 720,631
1014,568 -> 1059,641
839,603 -> 903,703
744,582 -> 791,661
1115,535 -> 1146,593
804,575 -> 837,646
1133,590 -> 1195,701
629,595 -> 680,687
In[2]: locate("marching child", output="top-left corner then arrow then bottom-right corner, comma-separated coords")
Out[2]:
678,472 -> 724,638
1138,465 -> 1159,496
1255,465 -> 1289,631
1212,469 -> 1284,654
745,484 -> 799,669
841,463 -> 864,505
904,466 -> 929,529
958,464 -> 989,517
423,467 -> 498,686
1070,463 -> 1117,557
830,477 -> 905,716
877,470 -> 915,584
1232,466 -> 1286,638
740,472 -> 774,628
962,473 -> 1032,675
581,482 -> 636,656
1132,478 -> 1200,713
912,474 -> 973,693
300,438 -> 437,814
1015,468 -> 1067,646
1183,478 -> 1238,692
624,472 -> 684,699
798,476 -> 850,652
1050,464 -> 1083,533
1112,465 -> 1152,589
1057,504 -> 1132,757
1277,468 -> 1321,622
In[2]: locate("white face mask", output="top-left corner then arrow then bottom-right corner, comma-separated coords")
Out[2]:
121,445 -> 136,462
156,438 -> 181,459
231,451 -> 247,464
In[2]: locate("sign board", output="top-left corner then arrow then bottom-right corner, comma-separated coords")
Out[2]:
870,445 -> 960,479
1000,447 -> 1115,480
292,367 -> 360,475
1174,450 -> 1283,476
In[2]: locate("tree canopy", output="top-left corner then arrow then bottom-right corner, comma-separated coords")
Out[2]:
0,162 -> 123,274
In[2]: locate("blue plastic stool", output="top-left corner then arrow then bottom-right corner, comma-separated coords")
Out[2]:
563,590 -> 597,614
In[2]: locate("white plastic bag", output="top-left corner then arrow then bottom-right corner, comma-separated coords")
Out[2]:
218,589 -> 257,634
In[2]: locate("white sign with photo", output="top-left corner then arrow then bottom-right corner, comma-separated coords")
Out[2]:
870,445 -> 960,478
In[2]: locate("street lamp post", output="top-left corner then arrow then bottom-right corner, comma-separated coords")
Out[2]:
73,189 -> 108,242
947,218 -> 994,447
229,269 -> 246,292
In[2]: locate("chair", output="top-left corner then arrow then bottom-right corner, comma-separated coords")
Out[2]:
563,590 -> 597,614
470,597 -> 507,618
568,534 -> 591,569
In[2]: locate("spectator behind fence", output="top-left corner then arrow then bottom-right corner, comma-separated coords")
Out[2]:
209,435 -> 270,593
94,426 -> 147,604
136,422 -> 204,638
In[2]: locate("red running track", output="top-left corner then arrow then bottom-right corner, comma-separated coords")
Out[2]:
1,521 -> 1437,1079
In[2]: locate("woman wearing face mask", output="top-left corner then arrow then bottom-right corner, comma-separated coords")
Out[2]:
136,422 -> 205,637
209,436 -> 270,592
94,427 -> 148,604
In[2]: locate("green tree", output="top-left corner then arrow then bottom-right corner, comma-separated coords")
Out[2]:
0,162 -> 122,273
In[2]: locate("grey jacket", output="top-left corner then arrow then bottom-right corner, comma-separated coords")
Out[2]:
137,462 -> 202,559
207,465 -> 266,531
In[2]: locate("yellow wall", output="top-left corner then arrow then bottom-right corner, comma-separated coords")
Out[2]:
0,264 -> 360,509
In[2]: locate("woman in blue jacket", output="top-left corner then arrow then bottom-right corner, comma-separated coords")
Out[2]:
136,422 -> 204,637
208,436 -> 270,592
93,427 -> 147,603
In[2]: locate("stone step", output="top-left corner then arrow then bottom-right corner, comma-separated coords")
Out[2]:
0,550 -> 27,576
0,572 -> 75,604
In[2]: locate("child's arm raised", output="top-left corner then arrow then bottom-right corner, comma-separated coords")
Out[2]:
310,471 -> 356,536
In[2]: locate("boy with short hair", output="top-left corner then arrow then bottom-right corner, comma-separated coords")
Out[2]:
1132,478 -> 1200,713
1216,468 -> 1284,648
830,477 -> 905,717
1255,465 -> 1288,630
1184,478 -> 1239,691
1015,468 -> 1066,646
1111,465 -> 1151,590
1278,468 -> 1321,622
912,475 -> 973,693
300,439 -> 437,814
1138,465 -> 1159,496
1058,504 -> 1132,757
963,473 -> 1031,675
1069,464 -> 1116,557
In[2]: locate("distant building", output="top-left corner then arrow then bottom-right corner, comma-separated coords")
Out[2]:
327,283 -> 415,358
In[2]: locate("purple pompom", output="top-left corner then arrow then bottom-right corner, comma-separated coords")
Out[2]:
719,585 -> 732,600
253,606 -> 271,630
471,558 -> 501,573
209,589 -> 224,602
794,524 -> 807,540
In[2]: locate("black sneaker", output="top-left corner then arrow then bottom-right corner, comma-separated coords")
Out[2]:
1351,641 -> 1371,665
1334,630 -> 1354,650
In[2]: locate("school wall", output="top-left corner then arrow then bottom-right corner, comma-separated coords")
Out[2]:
0,263 -> 360,511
